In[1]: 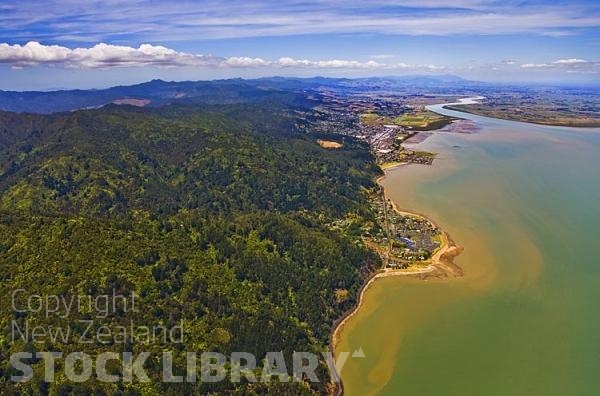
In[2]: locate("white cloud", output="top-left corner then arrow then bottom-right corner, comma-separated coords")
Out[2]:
224,57 -> 270,67
276,57 -> 384,69
521,63 -> 551,68
520,58 -> 599,73
6,41 -> 595,76
0,41 -> 446,72
423,64 -> 446,71
0,41 -> 71,66
313,59 -> 383,68
552,58 -> 587,64
278,57 -> 312,67
0,41 -> 221,68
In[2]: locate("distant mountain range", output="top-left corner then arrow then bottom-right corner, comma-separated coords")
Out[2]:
0,75 -> 486,114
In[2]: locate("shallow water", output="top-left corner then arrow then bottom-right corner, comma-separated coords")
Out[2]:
336,102 -> 600,395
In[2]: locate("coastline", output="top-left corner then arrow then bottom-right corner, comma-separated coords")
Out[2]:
330,166 -> 464,395
442,105 -> 600,128
328,96 -> 600,396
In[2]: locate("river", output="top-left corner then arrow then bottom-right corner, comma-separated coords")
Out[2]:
335,98 -> 600,395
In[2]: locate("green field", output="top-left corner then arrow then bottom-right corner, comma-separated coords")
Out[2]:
361,111 -> 454,130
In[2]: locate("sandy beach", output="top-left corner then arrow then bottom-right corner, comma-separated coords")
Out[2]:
330,167 -> 464,394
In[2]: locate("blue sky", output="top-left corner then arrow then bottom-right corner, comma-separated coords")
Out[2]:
1,0 -> 599,90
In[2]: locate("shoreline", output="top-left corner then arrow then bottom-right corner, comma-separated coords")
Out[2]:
428,97 -> 600,130
442,105 -> 600,129
330,167 -> 464,395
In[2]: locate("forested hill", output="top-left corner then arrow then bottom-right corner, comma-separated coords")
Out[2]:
0,79 -> 317,114
0,100 -> 381,394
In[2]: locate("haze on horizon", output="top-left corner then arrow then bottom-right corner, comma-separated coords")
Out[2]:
1,0 -> 599,90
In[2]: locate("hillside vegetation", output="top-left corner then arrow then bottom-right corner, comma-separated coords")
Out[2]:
0,101 -> 381,394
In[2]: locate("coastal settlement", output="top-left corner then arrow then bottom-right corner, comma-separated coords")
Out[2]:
309,91 -> 466,272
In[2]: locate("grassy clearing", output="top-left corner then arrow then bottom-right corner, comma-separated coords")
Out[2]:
361,111 -> 453,130
379,161 -> 405,170
360,112 -> 385,126
317,139 -> 343,149
393,111 -> 449,128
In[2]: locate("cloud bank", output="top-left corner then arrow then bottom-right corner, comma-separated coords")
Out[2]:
1,42 -> 597,77
0,41 -> 443,71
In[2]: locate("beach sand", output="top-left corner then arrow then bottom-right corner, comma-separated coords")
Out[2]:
330,168 -> 464,394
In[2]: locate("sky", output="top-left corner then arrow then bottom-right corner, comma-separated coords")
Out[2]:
1,0 -> 599,90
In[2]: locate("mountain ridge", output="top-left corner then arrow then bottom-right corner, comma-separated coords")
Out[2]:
0,75 -> 481,114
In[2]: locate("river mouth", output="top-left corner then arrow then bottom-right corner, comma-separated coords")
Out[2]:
335,100 -> 600,395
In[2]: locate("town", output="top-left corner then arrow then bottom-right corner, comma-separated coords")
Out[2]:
299,89 -> 458,167
365,189 -> 442,269
307,91 -> 454,269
